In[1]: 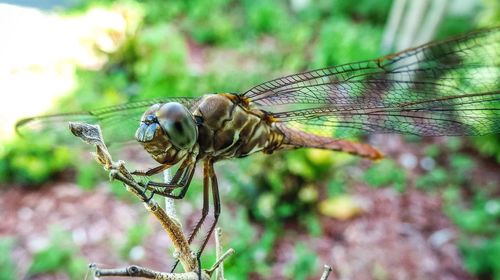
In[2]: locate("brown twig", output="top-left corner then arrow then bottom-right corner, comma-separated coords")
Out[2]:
69,122 -> 232,280
88,263 -> 204,280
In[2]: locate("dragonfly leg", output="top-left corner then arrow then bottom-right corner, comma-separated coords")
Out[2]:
196,253 -> 202,280
170,160 -> 221,273
136,164 -> 185,200
139,158 -> 189,190
138,148 -> 199,198
131,164 -> 171,176
143,190 -> 156,203
187,160 -> 211,243
196,159 -> 220,256
142,160 -> 197,199
170,159 -> 210,273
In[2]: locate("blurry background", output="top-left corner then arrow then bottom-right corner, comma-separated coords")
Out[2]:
0,0 -> 499,279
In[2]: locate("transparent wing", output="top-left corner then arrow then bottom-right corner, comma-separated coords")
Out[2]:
16,97 -> 201,146
242,27 -> 500,137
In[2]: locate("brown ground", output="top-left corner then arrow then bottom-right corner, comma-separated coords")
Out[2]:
0,179 -> 474,280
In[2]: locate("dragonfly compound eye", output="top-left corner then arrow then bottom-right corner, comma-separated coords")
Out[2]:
157,102 -> 198,150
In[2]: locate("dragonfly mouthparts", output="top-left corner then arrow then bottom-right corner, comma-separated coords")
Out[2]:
136,115 -> 160,143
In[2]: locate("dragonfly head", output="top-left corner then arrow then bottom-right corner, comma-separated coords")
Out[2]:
136,102 -> 198,164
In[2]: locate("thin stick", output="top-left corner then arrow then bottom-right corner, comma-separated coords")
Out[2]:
144,200 -> 197,271
319,265 -> 333,280
164,169 -> 179,221
215,228 -> 224,280
207,248 -> 235,275
89,263 -> 205,280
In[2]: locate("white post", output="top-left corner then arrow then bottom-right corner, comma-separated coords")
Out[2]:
163,169 -> 179,221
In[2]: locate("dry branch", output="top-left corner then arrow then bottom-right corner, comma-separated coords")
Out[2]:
69,122 -> 232,280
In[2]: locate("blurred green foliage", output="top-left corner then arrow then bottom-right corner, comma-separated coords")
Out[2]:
0,238 -> 16,280
75,162 -> 103,190
284,242 -> 318,279
2,0 -> 499,279
473,135 -> 500,162
0,138 -> 72,185
226,149 -> 350,223
444,189 -> 500,279
364,159 -> 407,192
419,142 -> 500,279
199,208 -> 278,278
27,228 -> 87,279
118,219 -> 151,260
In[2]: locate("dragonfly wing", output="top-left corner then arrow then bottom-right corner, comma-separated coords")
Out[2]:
16,97 -> 201,146
242,27 -> 500,137
272,91 -> 500,137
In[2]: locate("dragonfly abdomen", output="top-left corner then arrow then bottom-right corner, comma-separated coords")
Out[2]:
276,123 -> 383,160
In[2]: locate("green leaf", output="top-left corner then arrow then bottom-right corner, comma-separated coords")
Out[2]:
0,238 -> 16,280
363,160 -> 406,191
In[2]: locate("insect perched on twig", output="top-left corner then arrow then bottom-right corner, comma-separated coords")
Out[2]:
16,27 -> 500,271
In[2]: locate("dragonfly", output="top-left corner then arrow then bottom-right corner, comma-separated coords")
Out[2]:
16,27 -> 500,266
